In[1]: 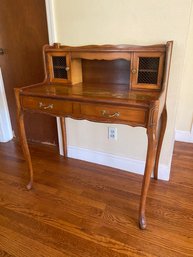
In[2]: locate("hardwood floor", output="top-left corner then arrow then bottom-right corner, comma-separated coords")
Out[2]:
0,140 -> 193,257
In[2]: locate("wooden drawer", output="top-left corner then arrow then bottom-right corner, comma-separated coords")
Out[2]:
80,103 -> 147,125
21,96 -> 73,115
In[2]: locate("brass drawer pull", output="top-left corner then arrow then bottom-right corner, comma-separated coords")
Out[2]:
39,102 -> 53,110
101,110 -> 120,118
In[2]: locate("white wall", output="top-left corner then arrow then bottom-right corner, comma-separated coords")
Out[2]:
175,4 -> 193,142
50,0 -> 192,180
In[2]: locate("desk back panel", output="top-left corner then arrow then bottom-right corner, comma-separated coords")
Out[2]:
82,59 -> 130,85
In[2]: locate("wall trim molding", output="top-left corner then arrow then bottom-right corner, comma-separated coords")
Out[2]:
175,127 -> 193,143
45,0 -> 57,44
0,68 -> 13,142
67,145 -> 170,181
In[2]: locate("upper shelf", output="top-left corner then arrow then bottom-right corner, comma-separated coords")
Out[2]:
45,42 -> 167,53
42,41 -> 173,92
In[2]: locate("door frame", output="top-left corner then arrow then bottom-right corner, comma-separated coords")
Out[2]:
45,0 -> 64,155
0,68 -> 13,142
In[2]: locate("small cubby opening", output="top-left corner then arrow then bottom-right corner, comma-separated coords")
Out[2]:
81,59 -> 131,86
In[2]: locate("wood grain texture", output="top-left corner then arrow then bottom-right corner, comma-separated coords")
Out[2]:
0,140 -> 192,256
82,59 -> 130,85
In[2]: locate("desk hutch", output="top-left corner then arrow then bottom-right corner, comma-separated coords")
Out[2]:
15,41 -> 173,229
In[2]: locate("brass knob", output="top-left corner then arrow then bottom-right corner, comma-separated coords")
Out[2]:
132,69 -> 137,74
65,66 -> 70,71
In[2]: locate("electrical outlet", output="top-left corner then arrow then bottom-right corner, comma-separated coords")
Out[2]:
108,127 -> 117,140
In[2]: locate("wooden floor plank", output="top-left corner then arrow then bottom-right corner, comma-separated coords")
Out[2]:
0,140 -> 193,256
0,225 -> 71,257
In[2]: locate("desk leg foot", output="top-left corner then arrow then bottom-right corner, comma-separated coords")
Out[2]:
139,215 -> 146,230
154,106 -> 167,180
26,181 -> 33,190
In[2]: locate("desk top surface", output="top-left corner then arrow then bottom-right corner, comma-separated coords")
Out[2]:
20,83 -> 161,107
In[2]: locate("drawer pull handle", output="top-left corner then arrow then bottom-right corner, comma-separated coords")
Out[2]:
39,102 -> 53,110
101,110 -> 120,118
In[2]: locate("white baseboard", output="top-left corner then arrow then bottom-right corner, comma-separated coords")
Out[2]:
175,128 -> 193,143
67,145 -> 170,181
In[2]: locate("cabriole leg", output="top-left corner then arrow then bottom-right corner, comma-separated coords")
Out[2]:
15,89 -> 33,190
139,125 -> 157,229
154,106 -> 167,179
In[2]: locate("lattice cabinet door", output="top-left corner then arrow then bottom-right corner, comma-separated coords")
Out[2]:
131,52 -> 165,91
46,52 -> 71,84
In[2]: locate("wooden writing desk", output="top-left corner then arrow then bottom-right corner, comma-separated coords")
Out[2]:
15,42 -> 173,229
